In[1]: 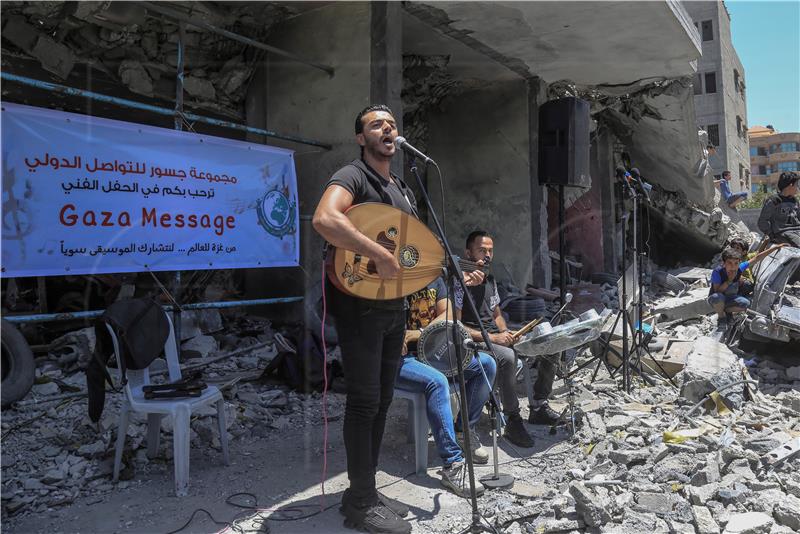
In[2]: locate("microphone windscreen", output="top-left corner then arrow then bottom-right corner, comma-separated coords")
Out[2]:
615,166 -> 627,179
630,168 -> 641,178
394,136 -> 406,148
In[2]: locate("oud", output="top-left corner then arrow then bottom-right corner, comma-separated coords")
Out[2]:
325,203 -> 483,300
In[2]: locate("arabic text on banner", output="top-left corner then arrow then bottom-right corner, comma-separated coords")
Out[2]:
1,103 -> 299,277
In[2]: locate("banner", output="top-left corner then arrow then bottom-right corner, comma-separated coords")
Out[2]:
1,103 -> 299,277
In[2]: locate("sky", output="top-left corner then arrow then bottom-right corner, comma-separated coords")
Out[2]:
726,0 -> 800,133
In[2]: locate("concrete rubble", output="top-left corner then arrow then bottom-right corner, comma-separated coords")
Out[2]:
1,313 -> 347,522
2,261 -> 798,533
0,1 -> 296,117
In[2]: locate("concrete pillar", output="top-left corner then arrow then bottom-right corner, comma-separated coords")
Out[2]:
527,77 -> 551,288
370,1 -> 403,178
594,130 -> 619,273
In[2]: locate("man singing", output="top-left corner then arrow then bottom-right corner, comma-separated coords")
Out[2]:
312,105 -> 414,533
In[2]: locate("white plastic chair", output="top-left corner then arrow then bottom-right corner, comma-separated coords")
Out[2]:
106,313 -> 229,496
394,387 -> 429,475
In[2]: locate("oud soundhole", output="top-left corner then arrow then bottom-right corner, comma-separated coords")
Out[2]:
398,245 -> 419,268
387,226 -> 398,238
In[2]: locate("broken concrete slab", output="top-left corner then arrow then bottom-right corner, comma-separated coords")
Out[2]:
693,505 -> 721,534
31,36 -> 75,79
569,482 -> 612,528
118,60 -> 154,96
671,267 -> 713,285
179,309 -> 224,340
180,335 -> 218,360
654,287 -> 713,321
721,511 -> 773,534
772,494 -> 800,531
183,76 -> 216,100
677,336 -> 744,408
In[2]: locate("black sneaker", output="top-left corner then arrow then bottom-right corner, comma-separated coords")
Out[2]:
528,403 -> 561,425
378,491 -> 409,518
340,489 -> 409,518
342,502 -> 412,533
503,413 -> 535,448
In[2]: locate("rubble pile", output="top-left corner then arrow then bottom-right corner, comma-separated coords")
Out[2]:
1,312 -> 344,519
478,364 -> 800,534
1,1 -> 295,117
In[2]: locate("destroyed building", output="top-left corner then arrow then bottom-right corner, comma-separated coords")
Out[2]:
2,1 -> 799,533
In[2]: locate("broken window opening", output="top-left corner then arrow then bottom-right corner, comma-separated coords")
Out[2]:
701,20 -> 713,41
707,124 -> 720,147
704,72 -> 717,94
693,73 -> 703,95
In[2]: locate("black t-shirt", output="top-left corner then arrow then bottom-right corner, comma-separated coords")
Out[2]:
324,159 -> 418,311
455,276 -> 500,333
326,159 -> 417,216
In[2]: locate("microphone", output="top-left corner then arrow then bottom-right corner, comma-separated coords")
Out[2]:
630,168 -> 652,203
463,338 -> 481,351
394,136 -> 435,166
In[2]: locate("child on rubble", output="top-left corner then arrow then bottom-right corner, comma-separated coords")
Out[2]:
709,243 -> 787,328
728,237 -> 756,297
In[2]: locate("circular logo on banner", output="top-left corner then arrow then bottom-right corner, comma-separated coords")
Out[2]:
258,188 -> 296,238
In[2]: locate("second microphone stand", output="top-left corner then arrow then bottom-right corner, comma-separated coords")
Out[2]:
407,156 -> 509,533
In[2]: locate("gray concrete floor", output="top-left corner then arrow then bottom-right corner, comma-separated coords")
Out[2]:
5,393 -> 575,534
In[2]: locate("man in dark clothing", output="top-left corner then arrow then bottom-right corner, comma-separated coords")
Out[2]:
758,172 -> 800,247
454,230 -> 556,450
312,105 -> 413,534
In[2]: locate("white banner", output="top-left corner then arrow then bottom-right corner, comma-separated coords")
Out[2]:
1,103 -> 299,277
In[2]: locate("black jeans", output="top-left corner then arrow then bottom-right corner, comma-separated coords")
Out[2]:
331,291 -> 405,507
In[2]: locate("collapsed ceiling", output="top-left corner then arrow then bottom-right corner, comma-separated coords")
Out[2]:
0,1 -> 300,118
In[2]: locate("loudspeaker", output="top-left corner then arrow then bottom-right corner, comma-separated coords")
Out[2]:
538,97 -> 590,187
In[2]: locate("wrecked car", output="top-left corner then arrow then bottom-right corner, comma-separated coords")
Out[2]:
742,246 -> 800,343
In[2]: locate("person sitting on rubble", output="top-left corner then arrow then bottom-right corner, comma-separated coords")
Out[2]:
757,172 -> 800,247
709,243 -> 787,328
397,276 -> 497,497
714,170 -> 748,209
727,237 -> 756,297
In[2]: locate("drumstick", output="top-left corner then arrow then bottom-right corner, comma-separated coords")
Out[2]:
511,317 -> 544,343
511,292 -> 574,343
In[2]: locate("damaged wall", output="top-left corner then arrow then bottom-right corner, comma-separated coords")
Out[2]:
600,78 -> 714,206
425,80 -> 535,288
243,2 -> 401,303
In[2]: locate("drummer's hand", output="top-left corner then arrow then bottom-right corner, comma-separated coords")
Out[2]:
490,331 -> 514,347
463,269 -> 485,286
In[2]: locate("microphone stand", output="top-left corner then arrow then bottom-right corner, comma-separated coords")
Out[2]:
406,155 -> 508,533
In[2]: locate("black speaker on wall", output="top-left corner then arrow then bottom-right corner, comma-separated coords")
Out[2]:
538,97 -> 590,187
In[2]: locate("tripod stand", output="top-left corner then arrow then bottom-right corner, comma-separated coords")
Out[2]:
406,156 -> 508,533
578,174 -> 675,390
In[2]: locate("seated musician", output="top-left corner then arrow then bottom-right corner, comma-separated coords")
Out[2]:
456,231 -> 559,451
397,276 -> 497,497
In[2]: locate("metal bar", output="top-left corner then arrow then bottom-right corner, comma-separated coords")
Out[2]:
1,73 -> 332,149
36,277 -> 48,313
2,297 -> 303,323
174,22 -> 186,132
139,1 -> 334,77
173,24 -> 185,351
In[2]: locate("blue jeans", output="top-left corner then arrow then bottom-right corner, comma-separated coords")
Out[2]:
708,292 -> 750,311
396,352 -> 497,467
726,192 -> 748,207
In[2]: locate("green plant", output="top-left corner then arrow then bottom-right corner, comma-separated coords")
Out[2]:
739,189 -> 772,209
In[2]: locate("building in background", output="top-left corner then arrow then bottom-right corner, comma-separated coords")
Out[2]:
685,0 -> 750,192
749,125 -> 800,192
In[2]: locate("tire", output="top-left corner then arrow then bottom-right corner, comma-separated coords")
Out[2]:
1,319 -> 35,407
